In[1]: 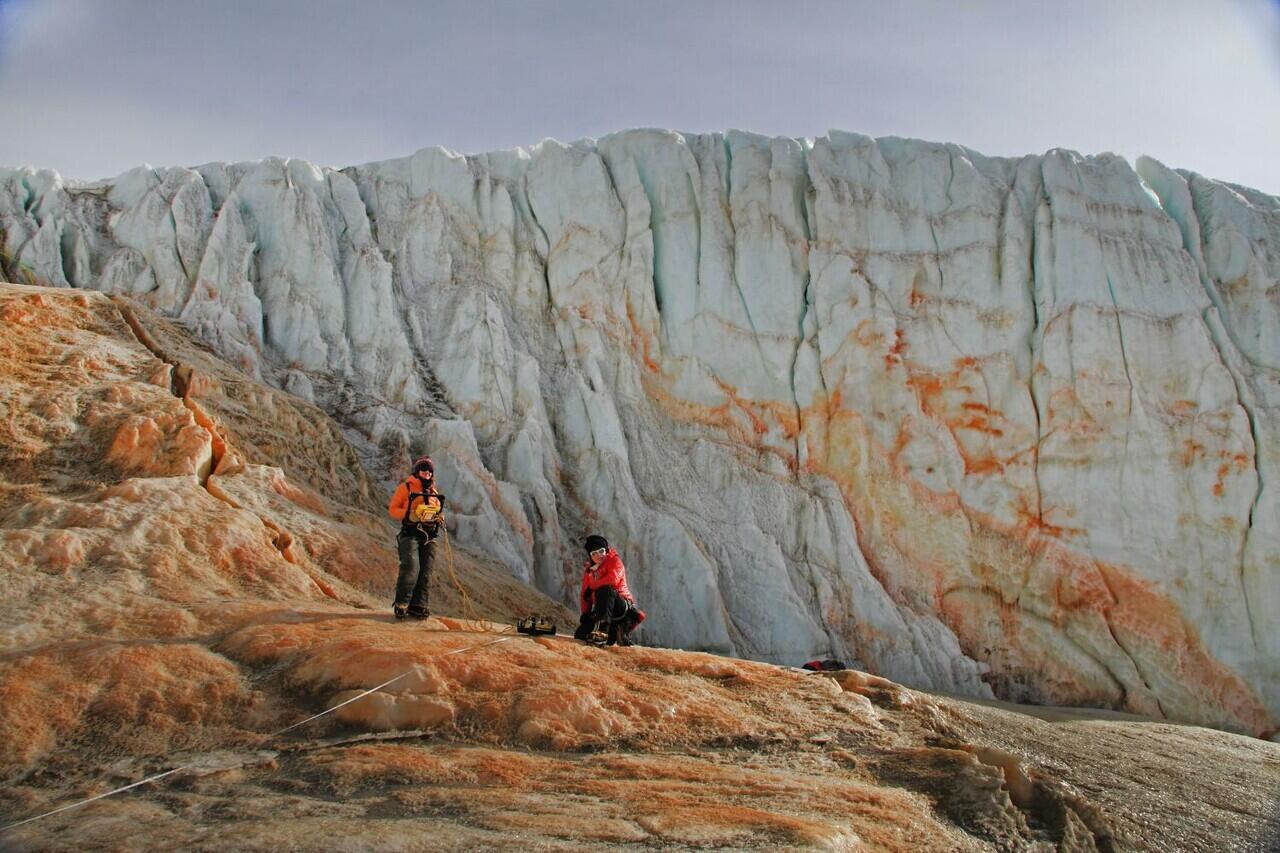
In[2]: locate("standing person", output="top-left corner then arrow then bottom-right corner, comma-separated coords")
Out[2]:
387,456 -> 443,620
575,535 -> 645,646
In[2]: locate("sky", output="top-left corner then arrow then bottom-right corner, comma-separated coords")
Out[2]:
1,0 -> 1278,192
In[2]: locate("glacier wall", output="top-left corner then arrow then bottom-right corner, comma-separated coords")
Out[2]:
2,129 -> 1277,736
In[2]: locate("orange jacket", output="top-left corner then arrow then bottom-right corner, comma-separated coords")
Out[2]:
388,475 -> 441,524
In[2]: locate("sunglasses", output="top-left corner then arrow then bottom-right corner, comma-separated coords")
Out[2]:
589,548 -> 607,557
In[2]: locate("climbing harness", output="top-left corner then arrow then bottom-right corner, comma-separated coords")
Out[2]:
401,479 -> 445,541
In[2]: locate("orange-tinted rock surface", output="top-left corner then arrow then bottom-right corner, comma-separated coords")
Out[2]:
1,283 -> 1278,852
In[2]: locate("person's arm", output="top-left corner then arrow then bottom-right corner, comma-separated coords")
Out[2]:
387,481 -> 408,521
580,571 -> 592,614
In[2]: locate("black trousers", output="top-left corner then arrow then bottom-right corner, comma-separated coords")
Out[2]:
395,529 -> 435,612
574,585 -> 632,639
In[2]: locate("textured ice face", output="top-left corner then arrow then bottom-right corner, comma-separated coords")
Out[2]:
1,128 -> 1276,735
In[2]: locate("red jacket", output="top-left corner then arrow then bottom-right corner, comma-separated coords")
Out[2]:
580,549 -> 644,623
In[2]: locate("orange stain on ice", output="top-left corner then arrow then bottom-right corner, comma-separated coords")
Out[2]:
616,312 -> 1273,735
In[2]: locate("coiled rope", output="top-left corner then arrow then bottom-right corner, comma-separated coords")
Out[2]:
439,523 -> 492,632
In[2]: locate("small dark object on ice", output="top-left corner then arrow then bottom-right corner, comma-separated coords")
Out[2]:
517,614 -> 558,636
802,659 -> 847,672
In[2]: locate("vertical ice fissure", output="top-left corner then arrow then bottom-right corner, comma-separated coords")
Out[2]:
788,142 -> 817,468
1027,180 -> 1048,524
1140,167 -> 1263,649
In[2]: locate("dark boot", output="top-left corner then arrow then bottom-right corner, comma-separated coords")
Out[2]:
606,616 -> 635,646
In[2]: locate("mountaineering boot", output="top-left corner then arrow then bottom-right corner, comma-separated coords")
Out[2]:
606,619 -> 634,647
393,603 -> 408,620
407,606 -> 429,620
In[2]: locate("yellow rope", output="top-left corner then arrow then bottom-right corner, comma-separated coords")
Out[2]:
438,522 -> 493,633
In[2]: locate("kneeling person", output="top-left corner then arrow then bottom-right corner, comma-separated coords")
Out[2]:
575,535 -> 645,646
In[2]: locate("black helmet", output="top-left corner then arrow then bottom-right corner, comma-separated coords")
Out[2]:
584,534 -> 609,553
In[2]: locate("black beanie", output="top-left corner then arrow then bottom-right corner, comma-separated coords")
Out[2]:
584,534 -> 609,553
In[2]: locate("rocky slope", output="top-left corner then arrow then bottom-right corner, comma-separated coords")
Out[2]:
0,282 -> 569,769
1,130 -> 1277,736
1,283 -> 1277,852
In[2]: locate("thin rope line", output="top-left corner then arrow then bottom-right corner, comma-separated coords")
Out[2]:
0,768 -> 186,832
272,635 -> 511,737
0,634 -> 514,833
269,671 -> 414,737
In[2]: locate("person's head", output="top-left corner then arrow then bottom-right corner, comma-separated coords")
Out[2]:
584,534 -> 609,565
412,455 -> 434,481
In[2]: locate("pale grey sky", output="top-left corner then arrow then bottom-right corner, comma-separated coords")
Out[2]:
2,0 -> 1278,192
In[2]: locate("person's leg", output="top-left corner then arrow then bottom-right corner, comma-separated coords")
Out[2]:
591,585 -> 623,623
603,591 -> 634,645
614,609 -> 640,646
394,533 -> 418,613
607,607 -> 639,646
408,538 -> 434,616
590,586 -> 631,644
572,587 -> 618,643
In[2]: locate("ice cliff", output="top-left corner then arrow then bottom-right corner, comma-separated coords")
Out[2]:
2,129 -> 1276,735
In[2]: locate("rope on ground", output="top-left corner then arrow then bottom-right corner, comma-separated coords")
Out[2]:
0,634 -> 514,834
439,523 -> 491,632
271,635 -> 511,737
0,768 -> 187,833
